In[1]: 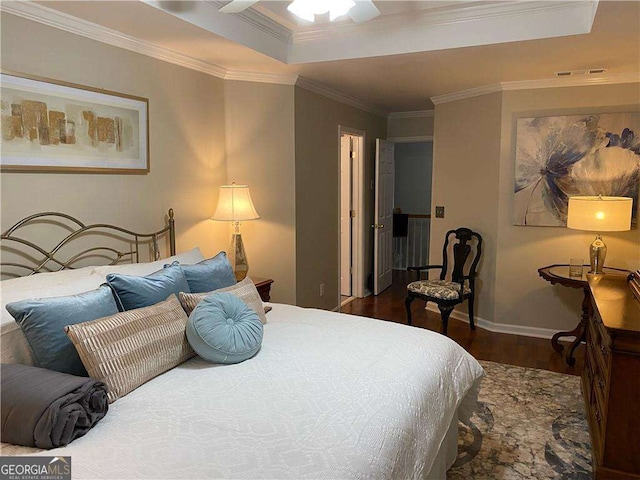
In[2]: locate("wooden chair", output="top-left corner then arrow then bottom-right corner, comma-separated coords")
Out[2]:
405,227 -> 482,335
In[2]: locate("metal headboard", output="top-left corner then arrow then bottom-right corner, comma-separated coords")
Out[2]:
1,209 -> 176,279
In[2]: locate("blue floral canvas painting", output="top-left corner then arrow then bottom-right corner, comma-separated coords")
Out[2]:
514,113 -> 639,227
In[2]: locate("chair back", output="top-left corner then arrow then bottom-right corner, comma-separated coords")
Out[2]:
440,227 -> 482,284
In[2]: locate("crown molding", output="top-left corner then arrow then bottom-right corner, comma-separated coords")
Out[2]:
295,76 -> 388,117
2,2 -> 387,111
208,0 -> 292,44
431,84 -> 502,105
431,73 -> 640,105
225,70 -> 299,85
0,1 -> 229,79
293,1 -> 597,44
1,1 -> 300,87
388,110 -> 434,119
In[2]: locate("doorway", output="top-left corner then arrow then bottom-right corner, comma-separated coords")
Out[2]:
338,126 -> 365,307
392,141 -> 433,271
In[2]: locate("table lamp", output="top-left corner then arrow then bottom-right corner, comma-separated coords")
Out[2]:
212,183 -> 260,281
567,196 -> 633,274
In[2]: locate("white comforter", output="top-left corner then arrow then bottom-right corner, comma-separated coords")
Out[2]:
2,303 -> 484,480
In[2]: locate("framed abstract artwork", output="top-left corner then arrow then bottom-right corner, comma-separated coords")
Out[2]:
1,72 -> 149,173
514,112 -> 639,227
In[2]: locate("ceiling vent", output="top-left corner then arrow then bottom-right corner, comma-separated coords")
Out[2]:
555,69 -> 607,77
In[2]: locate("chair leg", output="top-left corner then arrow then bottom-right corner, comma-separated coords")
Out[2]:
438,305 -> 454,336
405,295 -> 415,326
468,295 -> 476,331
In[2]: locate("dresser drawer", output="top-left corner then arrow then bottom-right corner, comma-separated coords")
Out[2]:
590,314 -> 611,378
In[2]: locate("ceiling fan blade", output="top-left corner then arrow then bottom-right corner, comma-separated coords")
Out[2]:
348,0 -> 380,23
218,0 -> 260,14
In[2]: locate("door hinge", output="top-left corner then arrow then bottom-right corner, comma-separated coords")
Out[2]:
350,210 -> 356,218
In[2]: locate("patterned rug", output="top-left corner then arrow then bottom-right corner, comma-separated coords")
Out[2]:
447,361 -> 591,480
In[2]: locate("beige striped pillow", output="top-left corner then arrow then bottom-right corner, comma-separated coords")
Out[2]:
65,294 -> 195,403
179,276 -> 267,324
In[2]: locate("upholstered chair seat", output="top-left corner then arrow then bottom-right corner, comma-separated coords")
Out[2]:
405,227 -> 482,336
407,280 -> 471,301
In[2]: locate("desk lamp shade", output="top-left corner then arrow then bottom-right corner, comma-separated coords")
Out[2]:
567,196 -> 632,274
212,184 -> 259,281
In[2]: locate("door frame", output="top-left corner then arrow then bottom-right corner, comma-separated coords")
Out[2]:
338,125 -> 366,300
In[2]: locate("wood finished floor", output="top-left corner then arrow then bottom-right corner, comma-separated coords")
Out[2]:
340,270 -> 584,376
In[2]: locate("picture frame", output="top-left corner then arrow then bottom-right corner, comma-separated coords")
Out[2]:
513,111 -> 639,227
1,71 -> 149,174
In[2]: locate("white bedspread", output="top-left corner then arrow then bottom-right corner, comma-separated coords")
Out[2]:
1,303 -> 484,479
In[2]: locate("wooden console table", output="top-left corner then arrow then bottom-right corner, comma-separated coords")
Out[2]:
538,265 -> 626,366
583,272 -> 640,478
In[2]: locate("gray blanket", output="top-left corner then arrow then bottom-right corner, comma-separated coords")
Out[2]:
1,363 -> 108,449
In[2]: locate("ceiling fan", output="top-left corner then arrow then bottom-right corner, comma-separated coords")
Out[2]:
219,0 -> 381,23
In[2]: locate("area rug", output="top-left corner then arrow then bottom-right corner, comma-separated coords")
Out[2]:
447,361 -> 591,480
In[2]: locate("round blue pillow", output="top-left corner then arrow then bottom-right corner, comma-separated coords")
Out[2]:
186,292 -> 263,364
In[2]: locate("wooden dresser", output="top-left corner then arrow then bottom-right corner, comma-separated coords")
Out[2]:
583,272 -> 640,479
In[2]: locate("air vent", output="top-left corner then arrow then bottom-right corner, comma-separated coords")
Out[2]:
555,69 -> 607,77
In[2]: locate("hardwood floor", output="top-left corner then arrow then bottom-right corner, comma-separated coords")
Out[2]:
340,270 -> 584,375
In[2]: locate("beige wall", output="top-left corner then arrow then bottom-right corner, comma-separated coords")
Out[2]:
387,115 -> 434,139
295,87 -> 387,310
1,14 -> 229,258
431,93 -> 503,322
432,84 -> 640,333
223,81 -> 296,304
496,84 -> 640,332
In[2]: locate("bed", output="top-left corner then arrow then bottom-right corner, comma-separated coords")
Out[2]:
0,210 -> 484,479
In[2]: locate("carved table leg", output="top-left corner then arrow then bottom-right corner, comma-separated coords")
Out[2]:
564,287 -> 592,366
551,324 -> 582,353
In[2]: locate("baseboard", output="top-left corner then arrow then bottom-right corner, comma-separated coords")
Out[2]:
425,305 -> 559,340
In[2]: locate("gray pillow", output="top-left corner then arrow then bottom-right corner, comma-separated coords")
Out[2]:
6,286 -> 119,376
106,262 -> 190,311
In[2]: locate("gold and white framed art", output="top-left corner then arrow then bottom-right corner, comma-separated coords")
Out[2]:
1,72 -> 149,174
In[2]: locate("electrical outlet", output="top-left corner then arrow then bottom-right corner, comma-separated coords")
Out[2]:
435,206 -> 445,218
320,283 -> 325,297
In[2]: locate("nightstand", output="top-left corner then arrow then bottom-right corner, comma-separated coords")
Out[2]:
252,277 -> 274,302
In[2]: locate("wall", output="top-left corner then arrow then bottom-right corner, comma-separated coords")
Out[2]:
431,93 -> 503,322
394,142 -> 433,215
432,84 -> 640,334
1,14 -> 228,258
496,84 -> 640,332
223,81 -> 296,304
295,87 -> 387,310
387,114 -> 434,140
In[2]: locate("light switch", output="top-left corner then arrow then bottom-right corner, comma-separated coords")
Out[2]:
435,206 -> 445,218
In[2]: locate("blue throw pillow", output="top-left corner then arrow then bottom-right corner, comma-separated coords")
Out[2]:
106,262 -> 190,311
6,286 -> 119,376
186,292 -> 263,364
178,252 -> 236,293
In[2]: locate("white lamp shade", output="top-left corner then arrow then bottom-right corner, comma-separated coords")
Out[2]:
567,196 -> 633,232
212,184 -> 260,221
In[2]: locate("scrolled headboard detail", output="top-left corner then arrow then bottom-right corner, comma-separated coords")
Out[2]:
1,209 -> 176,279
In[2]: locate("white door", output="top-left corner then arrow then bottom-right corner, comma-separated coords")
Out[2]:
374,139 -> 394,295
340,135 -> 352,296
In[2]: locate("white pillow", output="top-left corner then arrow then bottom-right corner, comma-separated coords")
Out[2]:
91,247 -> 205,279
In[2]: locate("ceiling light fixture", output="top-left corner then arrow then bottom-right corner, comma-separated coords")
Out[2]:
287,0 -> 356,22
